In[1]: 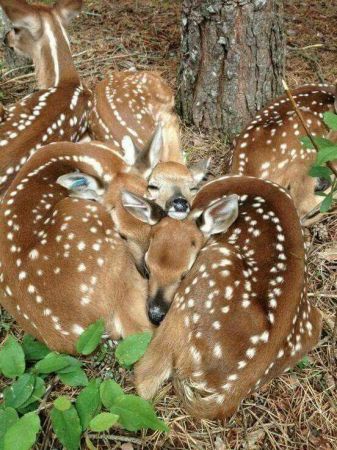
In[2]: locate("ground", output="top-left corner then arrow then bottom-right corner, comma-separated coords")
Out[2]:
0,1 -> 336,449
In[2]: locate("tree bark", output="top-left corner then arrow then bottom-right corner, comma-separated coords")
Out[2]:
177,0 -> 285,138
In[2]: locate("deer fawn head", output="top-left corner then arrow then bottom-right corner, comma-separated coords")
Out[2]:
1,0 -> 82,88
122,125 -> 210,219
122,191 -> 239,325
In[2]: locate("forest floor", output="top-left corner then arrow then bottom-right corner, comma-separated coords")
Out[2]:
0,0 -> 336,449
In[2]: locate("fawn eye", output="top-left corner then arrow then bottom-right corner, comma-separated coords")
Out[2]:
181,271 -> 188,281
190,186 -> 198,192
13,28 -> 20,34
148,184 -> 159,191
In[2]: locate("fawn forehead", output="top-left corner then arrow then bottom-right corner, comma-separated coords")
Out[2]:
148,218 -> 203,261
150,162 -> 193,182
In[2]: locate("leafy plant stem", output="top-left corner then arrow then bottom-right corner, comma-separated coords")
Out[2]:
37,376 -> 57,413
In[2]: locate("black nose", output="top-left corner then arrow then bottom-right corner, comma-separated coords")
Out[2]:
315,177 -> 331,193
171,197 -> 189,212
148,290 -> 170,326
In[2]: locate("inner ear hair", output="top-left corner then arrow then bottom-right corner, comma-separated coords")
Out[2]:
189,157 -> 212,184
54,0 -> 83,25
121,190 -> 167,225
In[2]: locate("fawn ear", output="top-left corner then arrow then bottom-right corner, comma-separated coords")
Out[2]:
194,194 -> 239,236
189,158 -> 211,185
0,0 -> 42,34
57,172 -> 104,201
121,191 -> 166,225
134,124 -> 163,176
54,0 -> 83,25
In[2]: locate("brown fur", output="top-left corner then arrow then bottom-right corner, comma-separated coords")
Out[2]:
88,71 -> 212,217
231,84 -> 337,221
0,142 -> 153,354
88,71 -> 182,162
0,0 -> 91,195
135,176 -> 322,420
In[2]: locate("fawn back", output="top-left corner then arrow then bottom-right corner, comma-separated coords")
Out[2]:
231,84 -> 337,220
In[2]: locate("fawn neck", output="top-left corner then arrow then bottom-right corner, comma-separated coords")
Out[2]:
34,12 -> 79,89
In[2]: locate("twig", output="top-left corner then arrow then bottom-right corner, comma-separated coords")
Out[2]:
333,309 -> 337,345
288,44 -> 324,51
86,433 -> 144,445
37,376 -> 57,414
282,79 -> 337,178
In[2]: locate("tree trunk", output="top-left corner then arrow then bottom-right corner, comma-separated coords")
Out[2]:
177,0 -> 285,138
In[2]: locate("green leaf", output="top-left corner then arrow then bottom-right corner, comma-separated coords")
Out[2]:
34,352 -> 72,374
4,412 -> 40,450
100,380 -> 124,408
88,412 -> 119,432
18,377 -> 45,412
300,136 -> 334,150
51,402 -> 82,450
76,319 -> 104,355
58,368 -> 88,387
323,111 -> 337,131
56,356 -> 82,374
22,335 -> 50,361
109,394 -> 168,432
297,356 -> 312,369
320,194 -> 333,213
115,332 -> 152,368
75,379 -> 102,431
0,408 -> 18,450
316,146 -> 337,165
308,165 -> 332,181
3,374 -> 35,409
0,336 -> 25,378
54,396 -> 72,412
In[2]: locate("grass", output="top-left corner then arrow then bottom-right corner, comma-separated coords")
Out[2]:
0,0 -> 336,448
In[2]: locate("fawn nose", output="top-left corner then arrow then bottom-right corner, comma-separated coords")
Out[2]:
148,290 -> 169,326
166,197 -> 190,219
315,177 -> 331,193
172,197 -> 189,212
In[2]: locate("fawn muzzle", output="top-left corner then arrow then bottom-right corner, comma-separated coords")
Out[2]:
148,289 -> 170,326
166,196 -> 190,220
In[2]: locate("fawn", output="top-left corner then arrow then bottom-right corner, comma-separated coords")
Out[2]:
0,0 -> 91,195
89,71 -> 210,219
231,84 -> 337,222
0,141 -> 153,354
133,175 -> 322,419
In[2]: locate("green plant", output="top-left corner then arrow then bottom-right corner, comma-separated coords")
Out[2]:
302,111 -> 337,213
0,322 -> 165,449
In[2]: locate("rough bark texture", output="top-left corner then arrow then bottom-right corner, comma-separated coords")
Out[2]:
177,0 -> 285,138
